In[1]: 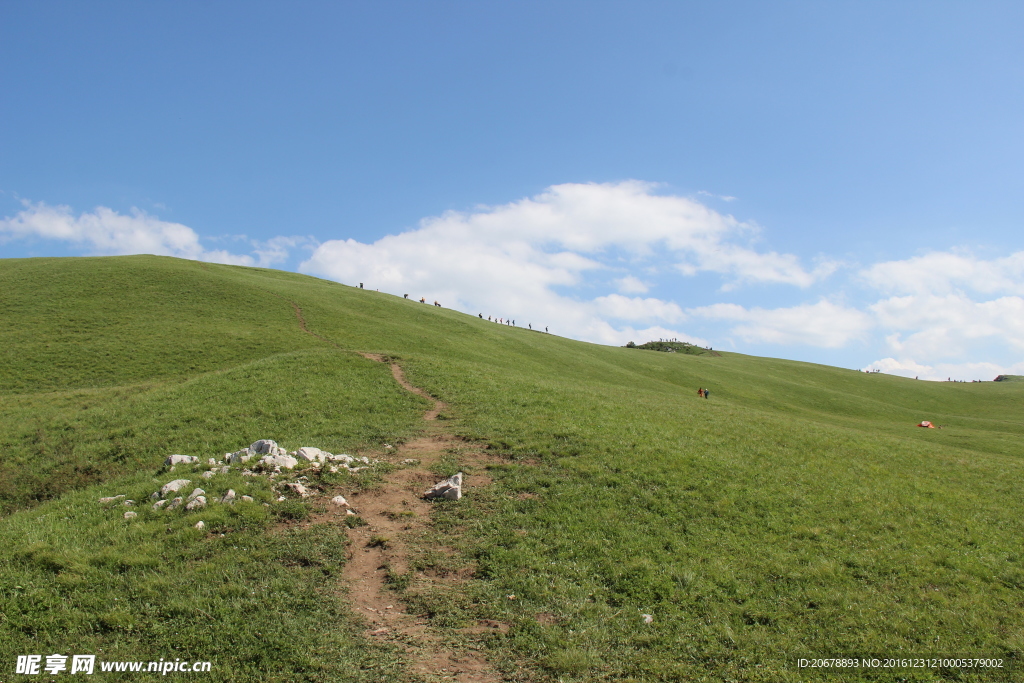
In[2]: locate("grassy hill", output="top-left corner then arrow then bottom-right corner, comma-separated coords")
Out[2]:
1,255 -> 1022,682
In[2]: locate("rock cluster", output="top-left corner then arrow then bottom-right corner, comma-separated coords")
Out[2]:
104,438 -> 380,520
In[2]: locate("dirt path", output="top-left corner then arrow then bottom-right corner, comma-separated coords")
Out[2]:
332,354 -> 506,682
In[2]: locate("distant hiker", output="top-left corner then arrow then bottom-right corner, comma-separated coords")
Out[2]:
528,323 -> 532,330
512,320 -> 515,326
420,297 -> 426,303
488,315 -> 491,321
704,389 -> 710,399
434,301 -> 440,307
404,294 -> 408,299
698,388 -> 704,398
479,313 -> 483,318
359,283 -> 364,289
545,326 -> 548,333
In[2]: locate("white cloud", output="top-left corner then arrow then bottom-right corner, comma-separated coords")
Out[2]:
300,181 -> 828,346
862,250 -> 1024,296
592,294 -> 686,323
689,300 -> 873,348
615,275 -> 649,293
0,200 -> 308,267
870,294 -> 1024,358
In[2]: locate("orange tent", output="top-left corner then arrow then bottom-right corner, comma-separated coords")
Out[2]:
917,421 -> 935,428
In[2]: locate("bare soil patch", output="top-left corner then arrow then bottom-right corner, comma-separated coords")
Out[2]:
334,354 -> 510,682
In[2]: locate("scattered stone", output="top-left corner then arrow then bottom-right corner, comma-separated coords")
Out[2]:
201,471 -> 215,480
219,489 -> 236,504
383,444 -> 393,450
123,500 -> 135,506
346,509 -> 357,516
285,483 -> 310,497
328,466 -> 339,474
400,459 -> 419,466
98,495 -> 126,504
424,472 -> 463,501
260,454 -> 298,469
218,466 -> 230,474
161,479 -> 192,497
153,500 -> 167,510
124,511 -> 137,520
241,469 -> 255,477
186,488 -> 205,502
166,497 -> 184,510
328,453 -> 354,463
330,495 -> 349,507
348,466 -> 368,473
165,454 -> 199,466
250,439 -> 286,455
241,495 -> 254,503
642,614 -> 654,624
194,521 -> 205,530
207,458 -> 217,465
185,496 -> 207,511
150,491 -> 161,501
228,449 -> 253,464
295,446 -> 322,462
277,495 -> 286,502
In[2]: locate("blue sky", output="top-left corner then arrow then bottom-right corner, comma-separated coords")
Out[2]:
3,1 -> 1024,379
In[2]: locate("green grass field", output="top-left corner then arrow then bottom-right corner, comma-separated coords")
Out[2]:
1,255 -> 1021,682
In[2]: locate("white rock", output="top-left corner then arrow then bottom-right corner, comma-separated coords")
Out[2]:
328,453 -> 354,463
201,471 -> 214,480
260,454 -> 298,469
642,614 -> 654,624
348,466 -> 367,473
250,439 -> 279,454
330,495 -> 349,507
150,491 -> 161,501
227,449 -> 253,464
295,447 -> 322,462
99,495 -> 126,504
165,454 -> 199,466
167,497 -> 184,510
241,495 -> 254,502
124,511 -> 138,520
207,458 -> 217,465
153,500 -> 167,510
186,488 -> 205,502
277,495 -> 286,502
346,509 -> 356,516
241,469 -> 255,477
401,459 -> 419,465
123,500 -> 134,506
219,489 -> 236,504
161,479 -> 192,497
219,466 -> 230,474
424,472 -> 463,501
194,521 -> 205,530
185,496 -> 207,511
285,482 -> 310,497
328,466 -> 339,473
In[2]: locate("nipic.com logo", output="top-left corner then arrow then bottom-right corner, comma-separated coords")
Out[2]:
14,655 -> 212,676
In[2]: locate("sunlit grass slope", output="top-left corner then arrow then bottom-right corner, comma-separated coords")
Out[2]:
1,255 -> 1022,682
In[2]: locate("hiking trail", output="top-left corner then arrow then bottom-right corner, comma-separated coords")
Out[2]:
279,296 -> 511,681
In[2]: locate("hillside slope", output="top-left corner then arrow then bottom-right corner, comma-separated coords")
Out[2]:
1,255 -> 1022,682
